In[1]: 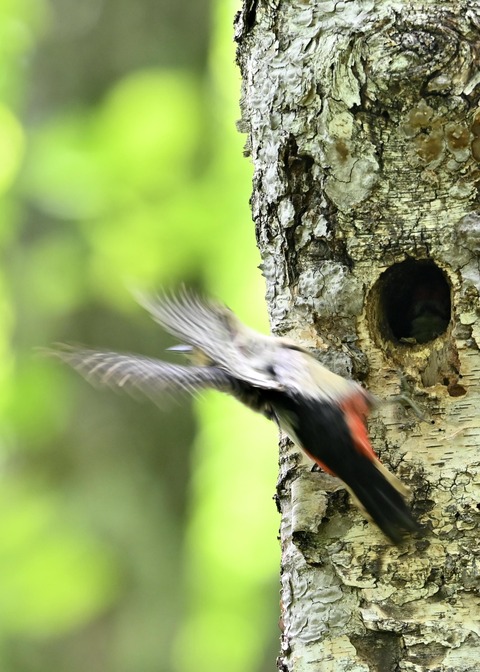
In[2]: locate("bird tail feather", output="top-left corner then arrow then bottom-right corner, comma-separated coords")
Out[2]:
346,459 -> 422,544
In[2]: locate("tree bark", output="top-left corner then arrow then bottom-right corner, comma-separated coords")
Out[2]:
236,2 -> 480,670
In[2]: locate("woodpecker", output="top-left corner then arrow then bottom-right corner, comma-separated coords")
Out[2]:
50,289 -> 422,544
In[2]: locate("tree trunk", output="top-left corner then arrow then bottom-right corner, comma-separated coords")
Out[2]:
236,2 -> 480,670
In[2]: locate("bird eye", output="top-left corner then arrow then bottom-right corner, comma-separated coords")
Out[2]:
265,363 -> 276,378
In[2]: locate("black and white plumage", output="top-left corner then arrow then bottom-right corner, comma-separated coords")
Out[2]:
48,289 -> 423,544
52,347 -> 240,401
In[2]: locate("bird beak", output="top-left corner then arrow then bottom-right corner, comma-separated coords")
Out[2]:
166,344 -> 193,354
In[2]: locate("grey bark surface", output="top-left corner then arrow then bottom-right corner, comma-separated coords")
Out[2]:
236,2 -> 480,671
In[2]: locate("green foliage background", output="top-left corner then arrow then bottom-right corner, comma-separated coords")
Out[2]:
0,0 -> 279,670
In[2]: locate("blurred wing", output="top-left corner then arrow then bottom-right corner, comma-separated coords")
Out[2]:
135,289 -> 282,390
47,346 -> 238,403
135,289 -> 238,362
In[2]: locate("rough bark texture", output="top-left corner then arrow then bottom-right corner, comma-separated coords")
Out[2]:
236,2 -> 480,671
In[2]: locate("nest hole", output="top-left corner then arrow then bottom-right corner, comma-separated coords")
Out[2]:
375,259 -> 451,345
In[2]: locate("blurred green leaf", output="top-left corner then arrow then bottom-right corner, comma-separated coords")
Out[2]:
0,104 -> 24,193
0,483 -> 120,636
95,69 -> 202,194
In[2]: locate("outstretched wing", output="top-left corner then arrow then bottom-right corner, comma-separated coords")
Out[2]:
46,346 -> 239,403
135,289 -> 283,390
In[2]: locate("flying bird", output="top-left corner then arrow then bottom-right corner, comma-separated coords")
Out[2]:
48,289 -> 422,544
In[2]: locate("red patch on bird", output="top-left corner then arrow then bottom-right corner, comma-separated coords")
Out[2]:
340,394 -> 377,461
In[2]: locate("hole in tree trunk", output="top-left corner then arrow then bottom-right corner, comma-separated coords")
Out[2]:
375,259 -> 451,345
